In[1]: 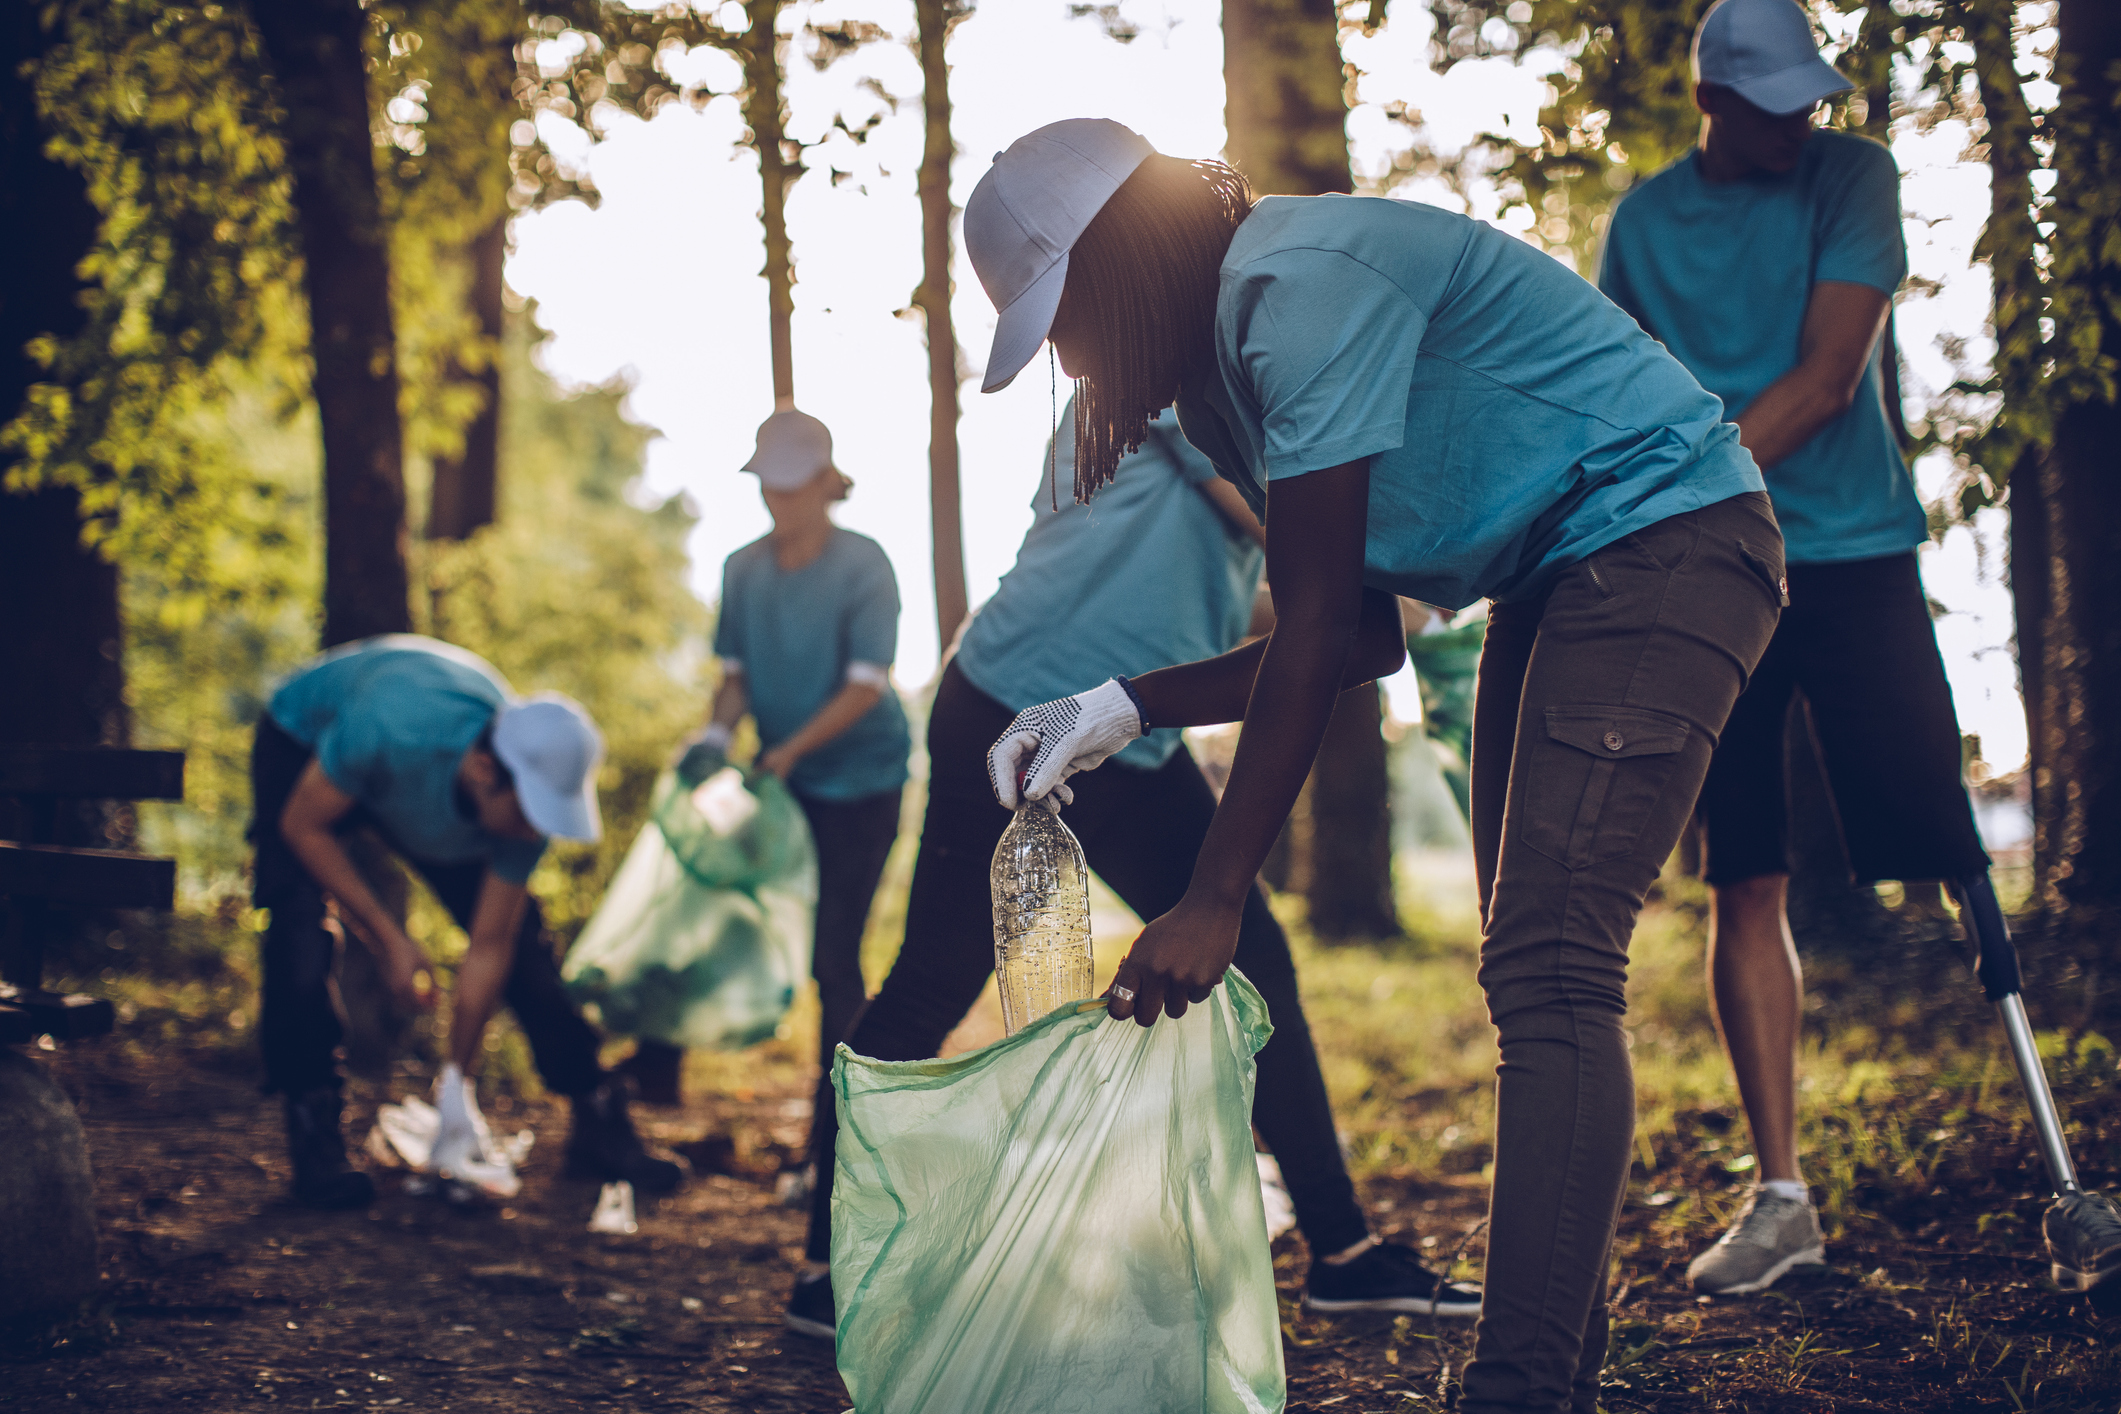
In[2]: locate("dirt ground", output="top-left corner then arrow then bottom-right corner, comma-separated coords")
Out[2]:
5,1030 -> 2119,1414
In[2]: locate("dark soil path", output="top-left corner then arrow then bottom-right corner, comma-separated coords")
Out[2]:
6,1034 -> 2119,1413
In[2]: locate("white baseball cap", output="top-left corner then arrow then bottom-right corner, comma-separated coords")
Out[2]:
741,409 -> 836,491
1693,0 -> 1851,116
963,118 -> 1156,394
491,694 -> 603,842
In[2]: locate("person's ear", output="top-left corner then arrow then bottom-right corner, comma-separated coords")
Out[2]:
1694,81 -> 1724,117
464,748 -> 499,792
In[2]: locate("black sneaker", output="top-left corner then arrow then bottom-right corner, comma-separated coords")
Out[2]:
284,1088 -> 376,1210
785,1269 -> 835,1340
564,1078 -> 685,1195
616,1041 -> 684,1108
2047,1189 -> 2121,1294
1305,1241 -> 1482,1317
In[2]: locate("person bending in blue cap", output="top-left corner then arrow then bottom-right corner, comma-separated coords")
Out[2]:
782,398 -> 1485,1341
679,409 -> 912,1161
960,118 -> 1783,1414
253,634 -> 682,1208
1599,0 -> 2119,1300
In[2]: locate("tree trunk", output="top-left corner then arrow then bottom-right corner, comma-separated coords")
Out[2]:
0,6 -> 135,989
2024,0 -> 2121,1019
248,0 -> 412,647
1306,687 -> 1398,939
1224,0 -> 1392,936
1222,0 -> 1352,197
427,217 -> 505,542
915,0 -> 968,652
740,0 -> 797,409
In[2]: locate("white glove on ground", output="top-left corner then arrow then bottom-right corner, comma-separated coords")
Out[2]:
988,678 -> 1146,811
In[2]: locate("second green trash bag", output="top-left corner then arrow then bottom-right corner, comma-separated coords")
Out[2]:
563,765 -> 817,1050
830,969 -> 1285,1414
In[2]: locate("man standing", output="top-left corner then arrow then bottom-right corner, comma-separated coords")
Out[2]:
254,634 -> 682,1207
1601,0 -> 2120,1297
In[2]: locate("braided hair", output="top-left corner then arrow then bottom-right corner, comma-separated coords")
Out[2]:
1058,154 -> 1252,501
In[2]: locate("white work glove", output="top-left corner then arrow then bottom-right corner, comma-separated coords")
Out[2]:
988,678 -> 1147,812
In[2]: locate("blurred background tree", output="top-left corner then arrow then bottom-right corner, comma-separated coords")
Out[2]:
2,1 -> 709,1003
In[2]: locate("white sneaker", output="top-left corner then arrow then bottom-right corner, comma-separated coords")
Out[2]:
1687,1189 -> 1825,1295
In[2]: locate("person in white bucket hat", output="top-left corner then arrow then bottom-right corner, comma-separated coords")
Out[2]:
962,120 -> 1786,1411
251,634 -> 682,1210
1602,0 -> 2121,1305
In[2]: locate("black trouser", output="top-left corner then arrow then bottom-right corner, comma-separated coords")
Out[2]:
791,786 -> 904,1075
248,718 -> 604,1099
1698,552 -> 1989,885
803,662 -> 1370,1263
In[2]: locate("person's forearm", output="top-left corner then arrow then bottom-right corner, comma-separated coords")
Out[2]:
1734,366 -> 1860,471
775,681 -> 885,762
283,825 -> 410,955
709,675 -> 748,730
448,881 -> 526,1072
1130,588 -> 1404,728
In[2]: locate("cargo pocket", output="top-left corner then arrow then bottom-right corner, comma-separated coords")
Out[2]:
1522,706 -> 1693,869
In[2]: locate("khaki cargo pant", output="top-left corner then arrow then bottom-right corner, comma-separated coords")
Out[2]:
1459,491 -> 1785,1414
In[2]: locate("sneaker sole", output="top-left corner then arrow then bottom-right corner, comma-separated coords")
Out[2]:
1304,1293 -> 1482,1319
2050,1260 -> 2119,1293
1692,1244 -> 1826,1296
783,1312 -> 836,1341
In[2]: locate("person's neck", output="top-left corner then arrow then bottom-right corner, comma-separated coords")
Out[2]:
770,514 -> 834,571
1695,120 -> 1753,183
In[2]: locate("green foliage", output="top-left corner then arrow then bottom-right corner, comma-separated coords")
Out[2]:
1373,0 -> 2079,517
420,315 -> 711,940
3,1 -> 302,588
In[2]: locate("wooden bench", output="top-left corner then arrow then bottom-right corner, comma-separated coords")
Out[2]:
0,746 -> 184,1045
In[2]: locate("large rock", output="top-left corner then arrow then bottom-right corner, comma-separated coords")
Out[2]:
0,1049 -> 98,1322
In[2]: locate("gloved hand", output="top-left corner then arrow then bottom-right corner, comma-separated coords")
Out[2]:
988,679 -> 1146,811
675,725 -> 732,787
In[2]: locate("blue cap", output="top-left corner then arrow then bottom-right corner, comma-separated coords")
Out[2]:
1693,0 -> 1851,116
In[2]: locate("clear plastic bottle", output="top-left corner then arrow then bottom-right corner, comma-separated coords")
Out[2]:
990,802 -> 1094,1036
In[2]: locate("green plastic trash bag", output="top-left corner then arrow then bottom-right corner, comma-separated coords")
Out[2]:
563,766 -> 816,1050
831,969 -> 1285,1414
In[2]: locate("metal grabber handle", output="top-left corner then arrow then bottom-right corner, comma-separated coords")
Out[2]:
1958,872 -> 2082,1197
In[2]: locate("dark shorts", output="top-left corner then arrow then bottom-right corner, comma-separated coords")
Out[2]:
1698,552 -> 1989,886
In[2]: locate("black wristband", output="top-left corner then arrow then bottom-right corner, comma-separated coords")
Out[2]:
1113,675 -> 1151,735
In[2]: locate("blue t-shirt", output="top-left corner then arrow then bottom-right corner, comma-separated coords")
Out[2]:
1599,132 -> 1919,565
713,528 -> 912,802
956,403 -> 1264,771
1175,195 -> 1764,609
267,635 -> 548,883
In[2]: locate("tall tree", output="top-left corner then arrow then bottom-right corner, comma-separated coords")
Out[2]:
916,0 -> 972,649
1222,0 -> 1398,940
246,0 -> 413,646
427,218 -> 506,541
2017,0 -> 2121,1012
0,3 -> 129,777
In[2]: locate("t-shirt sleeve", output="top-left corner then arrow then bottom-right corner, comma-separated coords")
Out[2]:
313,713 -> 385,801
1228,248 -> 1427,479
488,837 -> 546,886
1814,139 -> 1906,295
844,546 -> 900,668
712,556 -> 745,663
